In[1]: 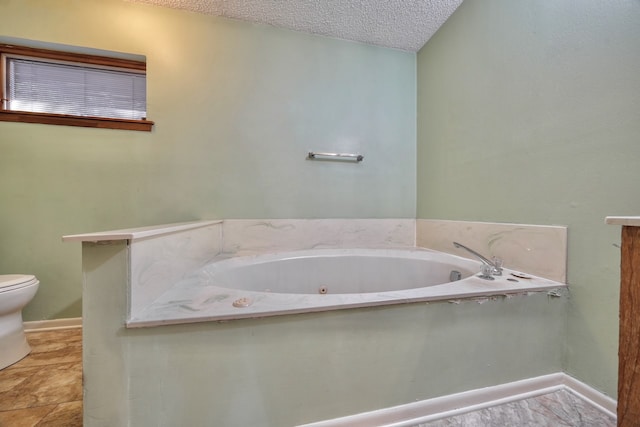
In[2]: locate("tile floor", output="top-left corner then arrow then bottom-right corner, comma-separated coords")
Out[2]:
0,328 -> 82,427
414,389 -> 616,427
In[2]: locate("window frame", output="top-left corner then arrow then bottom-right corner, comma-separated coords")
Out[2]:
0,43 -> 153,132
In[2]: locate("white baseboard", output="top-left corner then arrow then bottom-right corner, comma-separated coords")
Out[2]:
23,317 -> 82,332
297,373 -> 616,427
561,374 -> 617,419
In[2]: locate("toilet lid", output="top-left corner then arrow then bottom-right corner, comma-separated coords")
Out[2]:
0,274 -> 38,291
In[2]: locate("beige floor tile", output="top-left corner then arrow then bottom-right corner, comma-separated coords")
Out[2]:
0,404 -> 56,427
11,330 -> 82,369
0,366 -> 38,394
0,328 -> 83,424
38,401 -> 83,427
0,363 -> 82,411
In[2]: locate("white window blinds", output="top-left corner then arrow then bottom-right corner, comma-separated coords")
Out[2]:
6,56 -> 146,120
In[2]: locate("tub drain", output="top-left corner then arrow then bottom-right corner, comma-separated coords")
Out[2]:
232,297 -> 253,308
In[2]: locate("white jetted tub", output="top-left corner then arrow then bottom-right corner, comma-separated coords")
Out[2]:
128,248 -> 564,327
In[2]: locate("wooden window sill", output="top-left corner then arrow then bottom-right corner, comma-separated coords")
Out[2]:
0,110 -> 154,132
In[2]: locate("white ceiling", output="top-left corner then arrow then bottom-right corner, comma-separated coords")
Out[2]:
130,0 -> 464,52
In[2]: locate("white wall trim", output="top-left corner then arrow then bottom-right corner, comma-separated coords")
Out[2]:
560,374 -> 617,418
23,317 -> 82,332
297,373 -> 616,427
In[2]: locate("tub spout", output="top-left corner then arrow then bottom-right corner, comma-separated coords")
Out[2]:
453,242 -> 503,277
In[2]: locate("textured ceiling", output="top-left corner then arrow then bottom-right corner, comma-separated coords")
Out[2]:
129,0 -> 464,52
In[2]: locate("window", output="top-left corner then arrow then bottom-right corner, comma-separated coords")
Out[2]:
0,44 -> 153,131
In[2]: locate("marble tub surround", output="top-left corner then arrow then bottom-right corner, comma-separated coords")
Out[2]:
127,223 -> 223,313
62,220 -> 222,243
221,219 -> 416,255
416,219 -> 568,283
65,219 -> 415,324
64,218 -> 569,327
64,220 -> 224,316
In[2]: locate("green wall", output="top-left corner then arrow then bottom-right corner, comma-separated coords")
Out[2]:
0,0 -> 416,321
416,0 -> 640,397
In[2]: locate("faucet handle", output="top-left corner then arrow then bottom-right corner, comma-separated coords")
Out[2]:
491,257 -> 503,275
479,264 -> 495,280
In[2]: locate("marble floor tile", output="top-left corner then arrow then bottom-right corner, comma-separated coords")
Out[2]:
416,389 -> 615,427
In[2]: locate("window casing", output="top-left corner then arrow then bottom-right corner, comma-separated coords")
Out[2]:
0,44 -> 153,131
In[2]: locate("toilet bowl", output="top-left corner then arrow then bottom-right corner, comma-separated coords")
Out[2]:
0,274 -> 39,370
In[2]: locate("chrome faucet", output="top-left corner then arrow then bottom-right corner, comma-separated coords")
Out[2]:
453,242 -> 503,278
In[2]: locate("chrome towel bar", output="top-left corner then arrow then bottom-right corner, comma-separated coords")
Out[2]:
307,151 -> 364,162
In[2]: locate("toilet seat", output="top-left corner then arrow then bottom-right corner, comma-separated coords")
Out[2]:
0,275 -> 39,293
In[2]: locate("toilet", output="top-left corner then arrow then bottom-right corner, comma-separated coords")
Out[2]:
0,274 -> 39,370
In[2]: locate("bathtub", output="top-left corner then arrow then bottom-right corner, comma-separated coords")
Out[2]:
67,220 -> 568,426
128,247 -> 565,327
